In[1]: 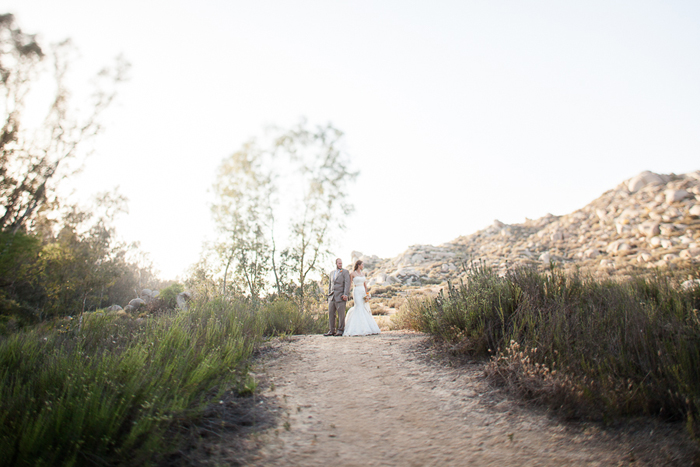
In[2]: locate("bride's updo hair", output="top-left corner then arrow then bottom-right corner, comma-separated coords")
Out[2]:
353,260 -> 363,271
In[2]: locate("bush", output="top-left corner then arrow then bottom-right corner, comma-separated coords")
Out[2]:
159,283 -> 185,309
257,299 -> 326,336
395,265 -> 700,434
0,297 -> 259,466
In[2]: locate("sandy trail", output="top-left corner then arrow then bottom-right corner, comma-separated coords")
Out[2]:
246,331 -> 694,466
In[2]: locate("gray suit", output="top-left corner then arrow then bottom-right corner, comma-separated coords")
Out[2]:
328,268 -> 351,334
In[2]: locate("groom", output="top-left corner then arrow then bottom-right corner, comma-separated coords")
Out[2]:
325,257 -> 351,336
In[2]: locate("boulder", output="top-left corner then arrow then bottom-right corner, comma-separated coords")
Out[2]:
124,305 -> 136,313
106,304 -> 123,312
128,298 -> 146,309
538,252 -> 551,263
410,254 -> 425,264
140,289 -> 160,303
385,275 -> 400,285
689,205 -> 700,216
686,247 -> 700,257
176,292 -> 191,310
665,189 -> 690,204
583,248 -> 600,259
606,240 -> 631,255
638,221 -> 660,237
636,252 -> 652,263
368,272 -> 388,286
627,171 -> 665,193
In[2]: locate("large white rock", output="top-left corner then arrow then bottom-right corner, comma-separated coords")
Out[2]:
638,221 -> 660,237
689,205 -> 700,216
385,275 -> 400,285
410,254 -> 425,264
538,252 -> 551,263
583,248 -> 601,259
636,252 -> 652,263
606,240 -> 631,255
665,189 -> 690,204
660,238 -> 674,249
627,171 -> 665,193
685,247 -> 700,257
369,272 -> 388,286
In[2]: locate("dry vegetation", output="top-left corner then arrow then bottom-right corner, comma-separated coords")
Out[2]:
392,263 -> 700,440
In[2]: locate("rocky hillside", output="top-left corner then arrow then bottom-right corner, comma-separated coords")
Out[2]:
356,170 -> 700,290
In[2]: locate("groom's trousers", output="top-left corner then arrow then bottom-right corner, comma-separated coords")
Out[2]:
328,299 -> 346,333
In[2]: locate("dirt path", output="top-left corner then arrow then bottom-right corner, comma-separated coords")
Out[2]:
245,331 -> 695,466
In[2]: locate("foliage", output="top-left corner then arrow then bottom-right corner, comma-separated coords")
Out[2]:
158,283 -> 184,309
0,293 -> 325,465
395,264 -> 700,435
211,119 -> 357,309
257,299 -> 326,336
0,15 -> 144,329
0,14 -> 128,234
0,197 -> 161,328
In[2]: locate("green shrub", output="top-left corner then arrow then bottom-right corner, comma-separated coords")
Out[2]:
395,265 -> 700,434
0,297 -> 259,466
158,283 -> 185,309
258,299 -> 326,336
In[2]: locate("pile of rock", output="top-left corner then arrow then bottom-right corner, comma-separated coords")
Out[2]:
362,170 -> 700,287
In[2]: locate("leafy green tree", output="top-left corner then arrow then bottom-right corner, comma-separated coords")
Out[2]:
212,140 -> 274,300
212,120 -> 357,309
0,14 -> 147,326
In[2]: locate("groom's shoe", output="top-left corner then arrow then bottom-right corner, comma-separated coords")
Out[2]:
334,330 -> 344,336
323,331 -> 335,336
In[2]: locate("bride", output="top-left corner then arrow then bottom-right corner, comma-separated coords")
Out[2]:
343,260 -> 381,336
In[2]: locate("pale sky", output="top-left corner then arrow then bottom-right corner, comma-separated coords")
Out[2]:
5,1 -> 700,279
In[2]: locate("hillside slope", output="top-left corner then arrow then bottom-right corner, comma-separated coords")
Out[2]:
357,170 -> 700,289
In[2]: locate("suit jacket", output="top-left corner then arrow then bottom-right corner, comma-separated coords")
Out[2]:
328,268 -> 351,302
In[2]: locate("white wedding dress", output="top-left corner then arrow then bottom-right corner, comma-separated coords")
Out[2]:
343,275 -> 381,336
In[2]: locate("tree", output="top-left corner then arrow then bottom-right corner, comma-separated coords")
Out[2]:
277,122 -> 356,310
0,13 -> 129,234
0,15 -> 145,326
211,120 -> 358,308
212,140 -> 274,300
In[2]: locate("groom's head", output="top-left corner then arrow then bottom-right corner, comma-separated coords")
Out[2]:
336,258 -> 343,270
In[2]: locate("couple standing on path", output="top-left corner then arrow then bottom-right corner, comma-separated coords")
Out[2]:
325,258 -> 381,337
